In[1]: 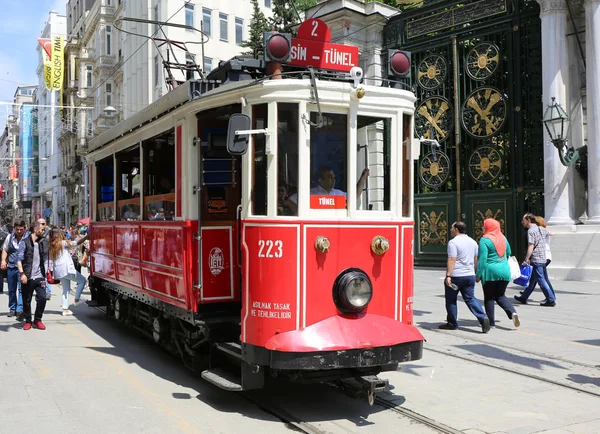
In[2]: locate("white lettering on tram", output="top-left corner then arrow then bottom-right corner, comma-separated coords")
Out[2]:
251,301 -> 292,319
291,45 -> 307,61
258,239 -> 283,258
318,197 -> 335,206
324,48 -> 353,67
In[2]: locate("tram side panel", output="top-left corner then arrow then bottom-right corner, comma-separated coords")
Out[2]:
90,221 -> 198,312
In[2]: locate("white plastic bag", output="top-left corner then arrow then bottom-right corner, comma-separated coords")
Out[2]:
508,256 -> 521,280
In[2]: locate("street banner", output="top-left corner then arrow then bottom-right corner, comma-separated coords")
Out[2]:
38,38 -> 53,90
51,35 -> 64,91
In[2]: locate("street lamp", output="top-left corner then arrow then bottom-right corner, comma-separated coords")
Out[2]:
542,97 -> 585,168
104,105 -> 117,116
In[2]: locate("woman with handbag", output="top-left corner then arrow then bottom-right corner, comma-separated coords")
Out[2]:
476,218 -> 520,328
48,228 -> 89,316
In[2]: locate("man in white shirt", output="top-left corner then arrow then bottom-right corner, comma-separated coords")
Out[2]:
288,166 -> 370,213
440,221 -> 490,333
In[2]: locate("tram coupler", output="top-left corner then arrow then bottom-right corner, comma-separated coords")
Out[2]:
355,375 -> 389,406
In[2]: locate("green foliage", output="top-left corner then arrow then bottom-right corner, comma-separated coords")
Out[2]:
269,0 -> 301,34
241,0 -> 270,58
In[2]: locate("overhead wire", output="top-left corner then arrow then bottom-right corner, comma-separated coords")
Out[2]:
36,0 -> 194,150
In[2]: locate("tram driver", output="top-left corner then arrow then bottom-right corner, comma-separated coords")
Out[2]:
287,166 -> 370,214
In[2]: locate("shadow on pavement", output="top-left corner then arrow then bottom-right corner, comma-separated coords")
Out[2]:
455,344 -> 567,371
413,309 -> 432,317
71,306 -> 400,427
567,374 -> 600,387
417,320 -> 484,334
575,339 -> 600,346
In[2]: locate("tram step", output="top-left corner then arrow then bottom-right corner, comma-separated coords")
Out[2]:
201,368 -> 243,391
215,342 -> 242,360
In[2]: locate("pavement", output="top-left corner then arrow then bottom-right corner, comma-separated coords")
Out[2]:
378,269 -> 600,434
0,269 -> 598,434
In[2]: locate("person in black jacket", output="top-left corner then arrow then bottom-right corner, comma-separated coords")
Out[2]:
16,219 -> 48,330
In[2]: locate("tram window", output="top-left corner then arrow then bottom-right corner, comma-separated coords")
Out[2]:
97,156 -> 114,221
251,104 -> 268,216
305,112 -> 348,210
402,114 -> 412,217
277,103 -> 299,216
356,116 -> 391,211
142,129 -> 175,220
116,146 -> 141,221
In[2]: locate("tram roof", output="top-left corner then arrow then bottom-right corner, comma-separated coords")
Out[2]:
87,78 -> 252,153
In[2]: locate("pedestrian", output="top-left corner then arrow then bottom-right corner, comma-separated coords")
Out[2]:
1,220 -> 28,320
476,218 -> 520,328
519,216 -> 555,302
17,219 -> 48,330
47,228 -> 89,316
0,222 -> 9,293
514,213 -> 556,306
439,221 -> 491,333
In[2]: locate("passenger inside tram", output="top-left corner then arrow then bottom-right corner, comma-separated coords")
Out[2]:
143,129 -> 175,220
287,166 -> 369,212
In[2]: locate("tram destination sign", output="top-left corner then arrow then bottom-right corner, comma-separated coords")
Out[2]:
288,18 -> 359,73
406,0 -> 507,39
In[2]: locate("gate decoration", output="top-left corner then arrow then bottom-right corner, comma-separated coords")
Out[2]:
417,55 -> 447,90
420,152 -> 451,187
415,96 -> 453,142
466,42 -> 500,80
384,0 -> 545,265
468,145 -> 503,184
461,86 -> 507,138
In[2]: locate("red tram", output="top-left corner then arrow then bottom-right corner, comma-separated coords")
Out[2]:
86,32 -> 424,401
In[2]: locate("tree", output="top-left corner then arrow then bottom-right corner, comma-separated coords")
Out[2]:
241,0 -> 270,58
269,0 -> 300,34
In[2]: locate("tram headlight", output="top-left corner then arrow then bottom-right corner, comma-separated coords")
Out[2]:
333,268 -> 373,313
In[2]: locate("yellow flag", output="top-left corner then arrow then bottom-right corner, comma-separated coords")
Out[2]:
51,35 -> 64,91
43,50 -> 52,91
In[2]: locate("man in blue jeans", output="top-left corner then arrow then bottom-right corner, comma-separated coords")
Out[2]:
515,213 -> 556,306
440,221 -> 491,333
1,220 -> 28,320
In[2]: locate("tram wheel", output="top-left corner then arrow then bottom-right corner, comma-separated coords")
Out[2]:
114,298 -> 127,321
152,317 -> 162,344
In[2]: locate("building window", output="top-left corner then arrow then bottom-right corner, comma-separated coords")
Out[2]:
235,18 -> 243,45
185,3 -> 194,28
106,25 -> 112,55
106,0 -> 112,5
154,55 -> 159,87
86,65 -> 93,88
106,83 -> 112,107
265,0 -> 271,8
219,13 -> 228,41
186,52 -> 196,63
204,57 -> 212,73
202,8 -> 211,36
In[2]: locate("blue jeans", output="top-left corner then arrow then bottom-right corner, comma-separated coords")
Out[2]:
7,267 -> 23,313
524,259 -> 555,301
60,272 -> 87,309
444,275 -> 488,327
522,262 -> 556,303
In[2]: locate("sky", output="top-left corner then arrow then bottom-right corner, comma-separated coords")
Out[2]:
0,0 -> 66,121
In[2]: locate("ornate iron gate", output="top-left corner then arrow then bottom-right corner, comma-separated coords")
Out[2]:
384,0 -> 545,266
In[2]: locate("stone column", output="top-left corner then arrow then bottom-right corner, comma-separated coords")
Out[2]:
538,0 -> 575,224
585,0 -> 600,223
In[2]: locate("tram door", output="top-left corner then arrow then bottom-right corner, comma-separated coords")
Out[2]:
197,105 -> 242,305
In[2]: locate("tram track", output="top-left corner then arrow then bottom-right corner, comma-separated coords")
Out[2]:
422,338 -> 600,399
89,304 -> 455,433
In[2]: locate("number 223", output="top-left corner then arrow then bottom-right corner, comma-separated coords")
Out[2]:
258,240 -> 283,258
